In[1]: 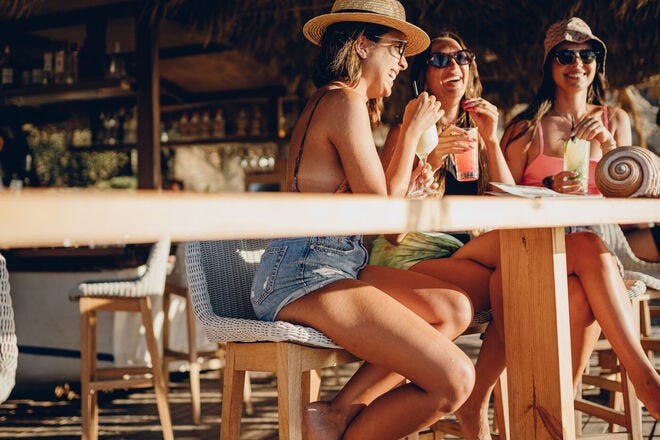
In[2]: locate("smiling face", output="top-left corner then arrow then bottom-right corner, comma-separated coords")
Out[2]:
550,41 -> 597,91
361,29 -> 408,99
424,37 -> 471,101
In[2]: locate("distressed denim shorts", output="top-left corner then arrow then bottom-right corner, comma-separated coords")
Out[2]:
250,235 -> 368,322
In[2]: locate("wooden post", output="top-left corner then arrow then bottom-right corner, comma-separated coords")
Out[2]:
500,227 -> 576,439
135,3 -> 161,189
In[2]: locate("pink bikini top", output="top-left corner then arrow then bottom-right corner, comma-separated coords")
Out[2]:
520,107 -> 608,195
290,89 -> 351,194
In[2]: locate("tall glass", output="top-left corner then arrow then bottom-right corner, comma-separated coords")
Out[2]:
452,127 -> 479,182
563,138 -> 590,194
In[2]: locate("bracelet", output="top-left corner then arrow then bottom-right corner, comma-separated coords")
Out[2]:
542,175 -> 554,189
600,139 -> 617,150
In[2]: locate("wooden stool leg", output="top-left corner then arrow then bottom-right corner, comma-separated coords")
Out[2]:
161,290 -> 171,391
493,369 -> 509,440
277,343 -> 303,440
184,291 -> 202,424
140,297 -> 174,440
221,343 -> 245,440
80,299 -> 98,440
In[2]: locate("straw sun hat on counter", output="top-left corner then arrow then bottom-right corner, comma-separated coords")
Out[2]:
303,0 -> 430,56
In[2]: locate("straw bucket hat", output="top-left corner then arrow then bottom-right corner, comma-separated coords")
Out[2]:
543,17 -> 607,73
303,0 -> 430,56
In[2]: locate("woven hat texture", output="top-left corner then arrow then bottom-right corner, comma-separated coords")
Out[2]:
303,0 -> 429,56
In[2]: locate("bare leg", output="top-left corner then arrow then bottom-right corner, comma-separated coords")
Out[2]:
566,232 -> 660,418
278,267 -> 476,440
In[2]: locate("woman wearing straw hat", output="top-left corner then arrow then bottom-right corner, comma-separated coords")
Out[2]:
250,1 -> 476,438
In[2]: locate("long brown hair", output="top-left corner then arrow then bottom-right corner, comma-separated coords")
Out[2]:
503,44 -> 608,149
312,22 -> 390,124
411,31 -> 489,194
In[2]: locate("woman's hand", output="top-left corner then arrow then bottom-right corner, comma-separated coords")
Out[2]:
548,171 -> 584,194
427,125 -> 473,171
573,114 -> 615,150
401,92 -> 443,138
462,97 -> 499,143
407,160 -> 438,196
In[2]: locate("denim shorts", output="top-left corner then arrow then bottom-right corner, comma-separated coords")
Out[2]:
250,235 -> 368,322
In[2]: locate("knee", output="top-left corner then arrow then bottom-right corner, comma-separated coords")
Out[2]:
567,231 -> 608,256
431,359 -> 476,414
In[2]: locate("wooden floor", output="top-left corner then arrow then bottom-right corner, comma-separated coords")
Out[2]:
0,334 -> 658,439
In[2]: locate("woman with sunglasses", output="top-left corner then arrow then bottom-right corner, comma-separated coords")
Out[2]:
502,17 -> 630,194
371,32 -> 514,269
374,27 -> 659,438
250,1 -> 478,438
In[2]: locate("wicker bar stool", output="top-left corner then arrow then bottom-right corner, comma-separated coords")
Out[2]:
73,237 -> 173,440
186,239 -> 359,440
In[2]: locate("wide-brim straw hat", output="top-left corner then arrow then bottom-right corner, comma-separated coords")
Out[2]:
543,17 -> 607,73
303,0 -> 430,56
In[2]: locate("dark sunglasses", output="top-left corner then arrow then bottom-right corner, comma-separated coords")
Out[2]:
427,50 -> 475,68
553,49 -> 600,65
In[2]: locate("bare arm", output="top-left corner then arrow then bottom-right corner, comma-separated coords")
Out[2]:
502,121 -> 531,184
384,93 -> 442,195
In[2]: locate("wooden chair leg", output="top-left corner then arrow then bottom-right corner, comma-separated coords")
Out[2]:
302,368 -> 322,405
493,369 -> 509,440
221,343 -> 246,440
80,299 -> 98,440
140,297 -> 174,440
184,291 -> 202,424
277,342 -> 303,440
161,290 -> 171,391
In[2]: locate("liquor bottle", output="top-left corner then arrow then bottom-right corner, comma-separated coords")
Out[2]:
42,42 -> 54,85
54,40 -> 66,84
106,41 -> 125,79
66,42 -> 80,84
1,43 -> 14,88
212,109 -> 226,138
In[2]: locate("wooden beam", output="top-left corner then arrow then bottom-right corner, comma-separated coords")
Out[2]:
135,2 -> 161,190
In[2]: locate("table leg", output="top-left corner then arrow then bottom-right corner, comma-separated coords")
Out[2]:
499,227 -> 576,439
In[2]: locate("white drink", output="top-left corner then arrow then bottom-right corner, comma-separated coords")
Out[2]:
563,138 -> 590,194
416,125 -> 438,161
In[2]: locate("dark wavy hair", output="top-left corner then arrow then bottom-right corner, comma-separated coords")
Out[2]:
503,43 -> 608,148
312,22 -> 392,124
410,31 -> 489,194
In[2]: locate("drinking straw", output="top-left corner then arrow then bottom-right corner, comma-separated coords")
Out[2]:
412,80 -> 419,97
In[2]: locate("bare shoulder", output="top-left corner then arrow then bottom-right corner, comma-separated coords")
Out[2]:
607,106 -> 631,125
322,87 -> 368,114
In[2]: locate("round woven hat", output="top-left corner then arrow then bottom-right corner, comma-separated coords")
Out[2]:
303,0 -> 430,56
543,17 -> 607,73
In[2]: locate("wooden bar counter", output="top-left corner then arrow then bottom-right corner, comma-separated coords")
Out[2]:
1,188 -> 658,439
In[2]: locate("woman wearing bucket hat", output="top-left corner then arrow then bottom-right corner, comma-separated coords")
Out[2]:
363,23 -> 658,438
503,17 -> 631,194
249,1 -> 476,438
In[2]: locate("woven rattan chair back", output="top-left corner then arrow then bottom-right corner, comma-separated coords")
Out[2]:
0,253 -> 17,403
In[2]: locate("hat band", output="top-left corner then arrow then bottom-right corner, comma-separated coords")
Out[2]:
334,8 -> 402,20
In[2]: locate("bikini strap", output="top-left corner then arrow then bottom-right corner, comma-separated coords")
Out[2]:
290,89 -> 331,192
537,121 -> 545,154
602,105 -> 609,131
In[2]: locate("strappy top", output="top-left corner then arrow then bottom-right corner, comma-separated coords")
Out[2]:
520,106 -> 609,195
290,89 -> 351,194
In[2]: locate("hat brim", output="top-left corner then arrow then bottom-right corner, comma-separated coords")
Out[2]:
303,12 -> 430,57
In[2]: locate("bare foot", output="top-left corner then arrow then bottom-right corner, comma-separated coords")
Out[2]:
303,401 -> 346,440
453,402 -> 493,440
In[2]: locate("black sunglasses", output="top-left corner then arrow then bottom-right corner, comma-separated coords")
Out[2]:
553,49 -> 600,66
427,50 -> 475,68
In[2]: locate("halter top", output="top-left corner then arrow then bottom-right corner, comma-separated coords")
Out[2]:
520,106 -> 608,195
290,89 -> 351,194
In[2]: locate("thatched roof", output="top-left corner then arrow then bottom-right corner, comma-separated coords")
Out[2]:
2,0 -> 659,117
